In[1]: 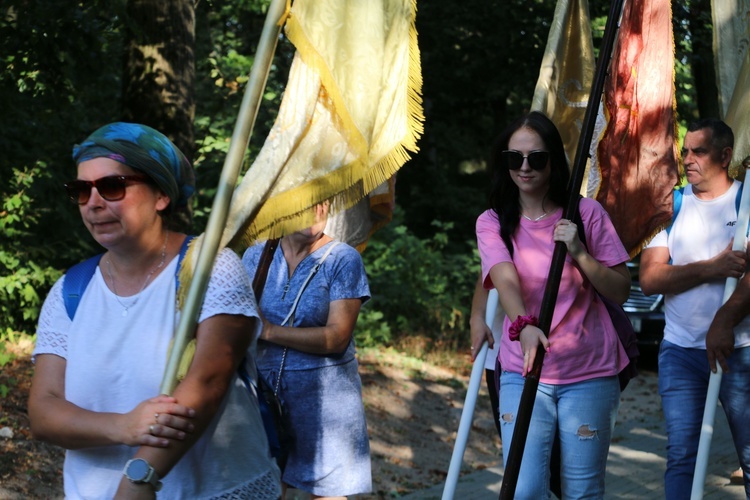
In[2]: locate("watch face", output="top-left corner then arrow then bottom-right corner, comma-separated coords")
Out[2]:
127,459 -> 150,481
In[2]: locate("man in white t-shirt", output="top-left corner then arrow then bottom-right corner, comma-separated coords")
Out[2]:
640,119 -> 750,498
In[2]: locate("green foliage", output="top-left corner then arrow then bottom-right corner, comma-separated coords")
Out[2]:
354,310 -> 392,348
0,0 -> 713,344
0,330 -> 34,398
0,341 -> 12,369
192,0 -> 294,233
0,1 -> 125,337
357,210 -> 480,348
0,168 -> 64,334
0,0 -> 288,333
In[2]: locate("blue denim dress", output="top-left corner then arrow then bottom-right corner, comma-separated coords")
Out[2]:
242,241 -> 372,496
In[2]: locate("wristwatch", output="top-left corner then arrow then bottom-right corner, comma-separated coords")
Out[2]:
123,458 -> 163,492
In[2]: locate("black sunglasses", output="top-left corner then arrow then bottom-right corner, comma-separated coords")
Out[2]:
501,150 -> 550,171
64,175 -> 152,205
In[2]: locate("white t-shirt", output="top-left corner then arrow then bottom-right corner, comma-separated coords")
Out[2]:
33,249 -> 281,499
647,181 -> 750,349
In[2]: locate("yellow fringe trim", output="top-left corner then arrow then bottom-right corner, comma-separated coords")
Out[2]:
166,337 -> 197,382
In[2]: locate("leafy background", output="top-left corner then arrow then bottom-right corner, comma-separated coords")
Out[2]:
0,0 -> 713,374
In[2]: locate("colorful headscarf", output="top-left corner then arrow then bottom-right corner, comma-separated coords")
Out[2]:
72,122 -> 195,213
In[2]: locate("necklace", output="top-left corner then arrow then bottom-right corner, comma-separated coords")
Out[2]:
106,230 -> 169,317
522,211 -> 549,222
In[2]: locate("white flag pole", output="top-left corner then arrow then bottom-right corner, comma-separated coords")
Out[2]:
691,160 -> 750,498
442,289 -> 498,499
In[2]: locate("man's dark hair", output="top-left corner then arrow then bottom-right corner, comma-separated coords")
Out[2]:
688,118 -> 734,152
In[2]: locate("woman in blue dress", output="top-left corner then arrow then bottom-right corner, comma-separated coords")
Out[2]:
242,202 -> 371,499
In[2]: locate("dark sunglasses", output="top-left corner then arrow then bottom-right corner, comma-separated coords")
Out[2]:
501,150 -> 550,171
64,175 -> 152,205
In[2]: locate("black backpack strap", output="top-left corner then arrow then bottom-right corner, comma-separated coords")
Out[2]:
573,195 -> 587,249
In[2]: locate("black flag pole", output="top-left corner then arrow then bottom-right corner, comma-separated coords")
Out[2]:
499,0 -> 625,497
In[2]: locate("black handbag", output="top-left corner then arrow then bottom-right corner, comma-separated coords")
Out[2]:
254,362 -> 290,472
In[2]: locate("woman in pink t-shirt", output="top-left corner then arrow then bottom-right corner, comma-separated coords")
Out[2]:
476,111 -> 630,498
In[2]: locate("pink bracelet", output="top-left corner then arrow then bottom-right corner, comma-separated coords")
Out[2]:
508,314 -> 538,341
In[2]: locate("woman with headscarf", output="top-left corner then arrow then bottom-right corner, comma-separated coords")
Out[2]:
29,123 -> 281,499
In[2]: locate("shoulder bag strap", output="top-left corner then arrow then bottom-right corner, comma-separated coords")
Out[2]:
272,241 -> 340,395
252,238 -> 281,301
280,241 -> 340,327
239,238 -> 280,387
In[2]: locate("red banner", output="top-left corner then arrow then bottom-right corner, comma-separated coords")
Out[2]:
595,0 -> 681,257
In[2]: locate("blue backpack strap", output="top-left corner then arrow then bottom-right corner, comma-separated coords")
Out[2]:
174,235 -> 195,291
735,183 -> 742,213
666,186 -> 685,237
63,235 -> 195,321
63,254 -> 103,320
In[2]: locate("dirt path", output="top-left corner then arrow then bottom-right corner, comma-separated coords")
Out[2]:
0,347 -> 500,499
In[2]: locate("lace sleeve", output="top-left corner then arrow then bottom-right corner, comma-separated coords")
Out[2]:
199,249 -> 261,336
32,278 -> 71,362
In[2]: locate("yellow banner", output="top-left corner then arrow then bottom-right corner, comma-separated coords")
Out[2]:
222,0 -> 424,251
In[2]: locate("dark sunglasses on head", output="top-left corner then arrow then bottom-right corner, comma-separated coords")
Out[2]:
64,175 -> 151,205
501,150 -> 550,171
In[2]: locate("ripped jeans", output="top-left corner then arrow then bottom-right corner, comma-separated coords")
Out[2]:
499,371 -> 620,499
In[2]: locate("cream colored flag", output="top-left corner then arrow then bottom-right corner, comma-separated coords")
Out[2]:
531,0 -> 595,193
220,0 -> 423,252
712,0 -> 750,119
725,49 -> 750,176
715,1 -> 750,177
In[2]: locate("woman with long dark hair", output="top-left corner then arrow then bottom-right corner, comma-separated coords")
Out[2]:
476,111 -> 630,498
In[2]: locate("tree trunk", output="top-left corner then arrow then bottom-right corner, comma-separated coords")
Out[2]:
685,0 -> 719,119
123,0 -> 195,162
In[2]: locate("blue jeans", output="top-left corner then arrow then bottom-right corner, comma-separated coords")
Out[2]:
499,371 -> 620,499
659,340 -> 750,499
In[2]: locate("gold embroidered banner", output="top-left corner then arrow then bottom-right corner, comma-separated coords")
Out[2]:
531,0 -> 595,180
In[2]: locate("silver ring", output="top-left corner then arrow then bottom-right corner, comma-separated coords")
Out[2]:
154,413 -> 159,423
149,425 -> 155,435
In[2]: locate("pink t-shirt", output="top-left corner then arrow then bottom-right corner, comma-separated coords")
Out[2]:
476,197 -> 630,384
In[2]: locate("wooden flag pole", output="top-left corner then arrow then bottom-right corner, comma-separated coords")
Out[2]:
160,0 -> 288,394
499,0 -> 625,496
691,159 -> 750,499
